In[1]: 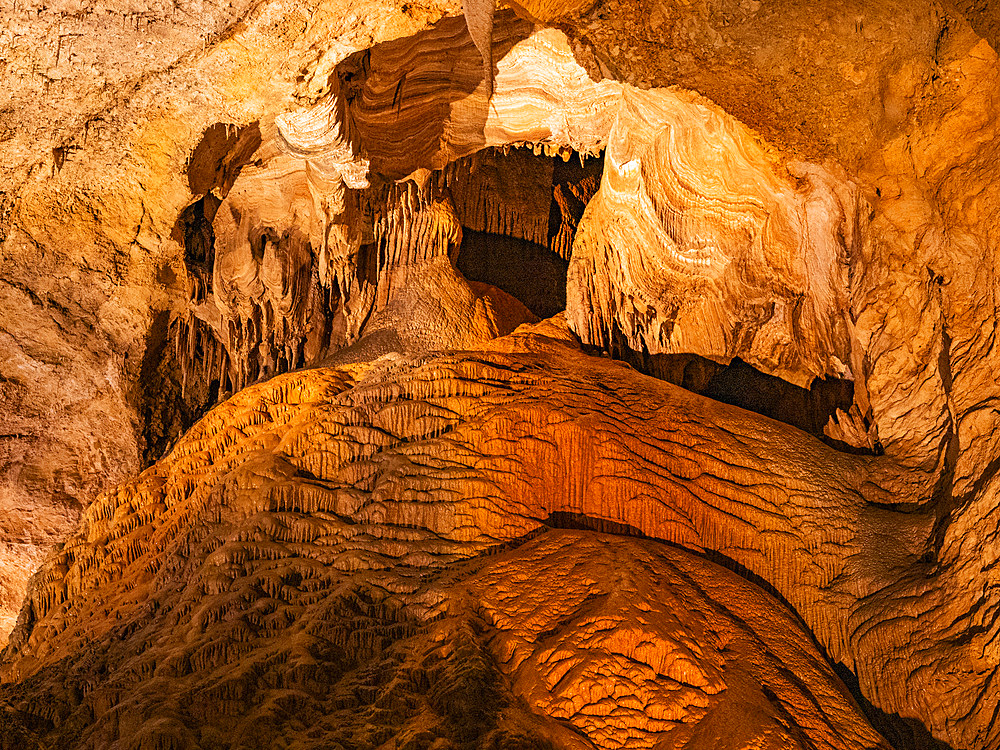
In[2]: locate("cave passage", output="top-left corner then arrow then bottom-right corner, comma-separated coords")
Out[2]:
164,129 -> 864,461
456,149 -> 604,319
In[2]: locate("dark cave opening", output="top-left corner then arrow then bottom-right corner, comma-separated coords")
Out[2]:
629,350 -> 871,454
457,230 -> 567,319
134,310 -> 204,465
173,194 -> 219,304
454,147 -> 604,321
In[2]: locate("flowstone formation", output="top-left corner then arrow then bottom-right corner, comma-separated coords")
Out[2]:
0,333 -> 895,750
3,0 -> 1000,749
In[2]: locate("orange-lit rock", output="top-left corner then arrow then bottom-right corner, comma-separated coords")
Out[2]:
0,324 -> 995,747
3,0 -> 1000,748
0,330 -> 892,749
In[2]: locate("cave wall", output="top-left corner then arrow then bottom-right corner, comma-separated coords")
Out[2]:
2,0 -> 1000,748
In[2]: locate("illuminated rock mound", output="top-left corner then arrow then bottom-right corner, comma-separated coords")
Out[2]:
0,328 -> 890,750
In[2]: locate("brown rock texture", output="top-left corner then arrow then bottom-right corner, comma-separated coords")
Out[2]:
2,0 -> 1000,748
0,330 -> 893,749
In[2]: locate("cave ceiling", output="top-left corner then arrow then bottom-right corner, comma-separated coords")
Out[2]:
2,0 -> 1000,748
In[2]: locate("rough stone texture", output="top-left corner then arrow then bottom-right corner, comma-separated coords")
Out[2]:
2,0 -> 1000,748
0,0 -> 466,638
0,329 -> 892,749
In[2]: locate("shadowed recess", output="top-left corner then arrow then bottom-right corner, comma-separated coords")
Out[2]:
638,352 -> 866,452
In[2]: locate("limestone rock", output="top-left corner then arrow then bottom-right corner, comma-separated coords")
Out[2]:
4,0 -> 1000,748
566,87 -> 858,390
0,334 -> 893,749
